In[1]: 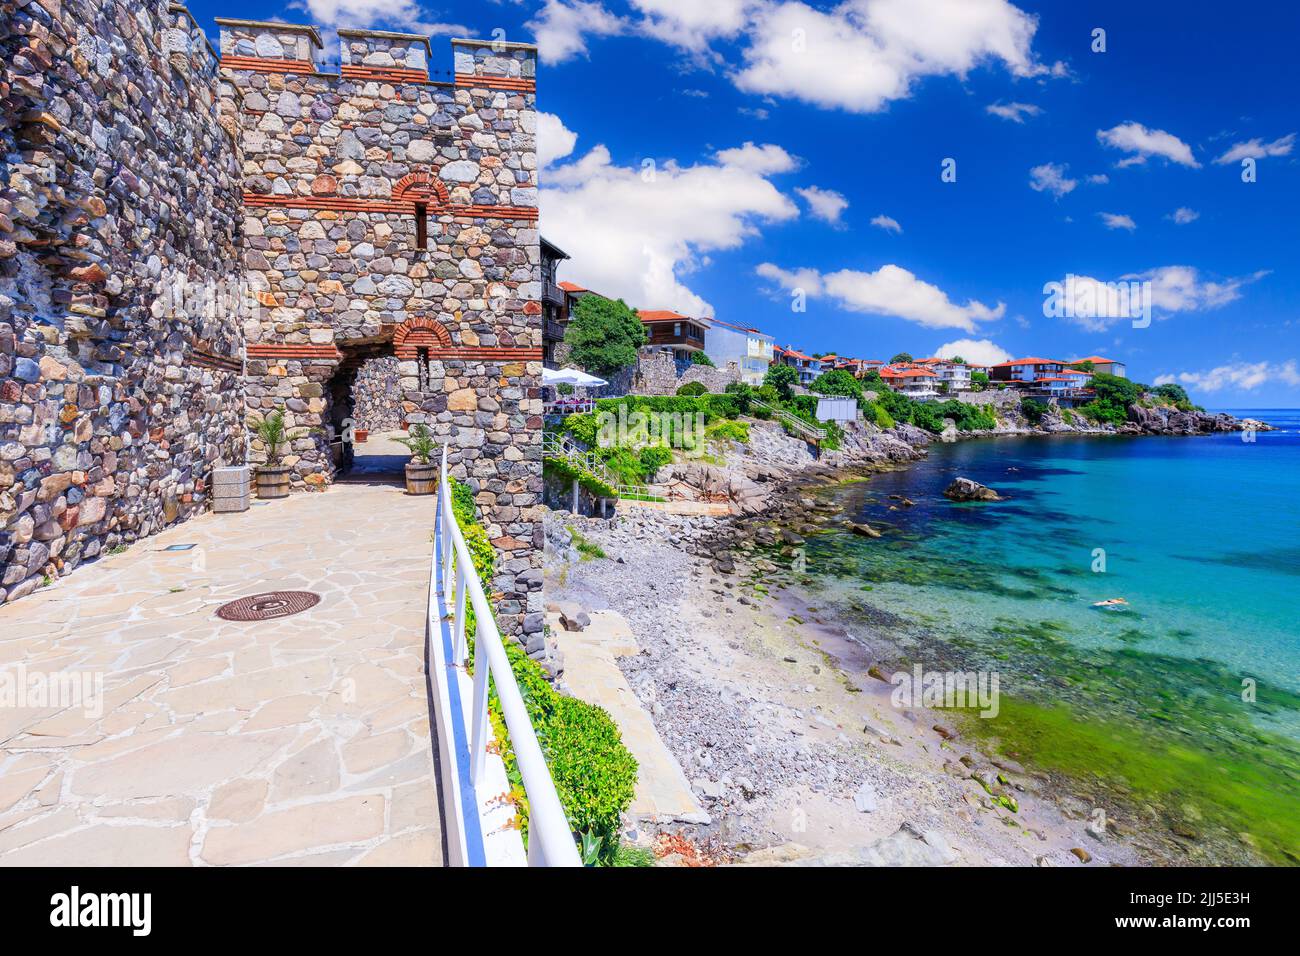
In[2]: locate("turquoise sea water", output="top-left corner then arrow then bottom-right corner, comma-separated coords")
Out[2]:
798,410 -> 1300,863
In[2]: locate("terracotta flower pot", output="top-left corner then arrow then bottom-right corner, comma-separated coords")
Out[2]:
354,429 -> 369,443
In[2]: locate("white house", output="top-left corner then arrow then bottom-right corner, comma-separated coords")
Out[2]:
705,318 -> 775,385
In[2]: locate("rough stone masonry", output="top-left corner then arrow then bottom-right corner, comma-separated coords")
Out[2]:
0,2 -> 543,636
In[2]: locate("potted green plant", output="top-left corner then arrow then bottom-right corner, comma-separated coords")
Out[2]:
394,423 -> 438,494
248,409 -> 306,499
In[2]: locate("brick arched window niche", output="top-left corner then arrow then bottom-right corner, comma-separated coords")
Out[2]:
394,316 -> 453,360
394,171 -> 450,251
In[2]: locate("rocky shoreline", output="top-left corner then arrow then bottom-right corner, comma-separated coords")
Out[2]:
543,404 -> 1270,865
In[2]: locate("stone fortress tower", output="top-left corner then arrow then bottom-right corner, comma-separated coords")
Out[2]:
1,2 -> 543,637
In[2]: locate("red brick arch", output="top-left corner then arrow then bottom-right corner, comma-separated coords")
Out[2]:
393,316 -> 452,359
392,170 -> 450,207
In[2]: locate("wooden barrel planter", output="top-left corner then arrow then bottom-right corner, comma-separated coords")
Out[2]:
255,465 -> 292,499
405,460 -> 437,495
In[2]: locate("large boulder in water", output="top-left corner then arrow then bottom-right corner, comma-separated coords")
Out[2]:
944,476 -> 1004,502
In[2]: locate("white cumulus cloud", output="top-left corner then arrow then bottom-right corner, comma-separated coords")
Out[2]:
1097,122 -> 1200,168
528,0 -> 627,62
537,112 -> 578,169
1099,212 -> 1137,231
292,0 -> 466,34
733,0 -> 1055,113
1155,360 -> 1300,393
796,186 -> 849,224
541,137 -> 799,317
1049,267 -> 1266,332
1029,162 -> 1077,198
986,101 -> 1042,123
1167,207 -> 1199,224
714,141 -> 800,174
1213,133 -> 1296,165
870,214 -> 902,234
933,338 -> 1012,366
758,261 -> 1005,332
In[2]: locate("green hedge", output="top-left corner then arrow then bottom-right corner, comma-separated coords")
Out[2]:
451,480 -> 637,864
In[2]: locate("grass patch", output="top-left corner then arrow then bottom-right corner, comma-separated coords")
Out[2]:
567,525 -> 607,561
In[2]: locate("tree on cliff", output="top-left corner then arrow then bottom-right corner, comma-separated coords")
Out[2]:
890,352 -> 914,365
563,296 -> 647,378
810,369 -> 863,398
763,363 -> 799,400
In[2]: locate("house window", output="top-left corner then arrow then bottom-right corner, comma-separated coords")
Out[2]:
673,322 -> 681,337
414,203 -> 428,250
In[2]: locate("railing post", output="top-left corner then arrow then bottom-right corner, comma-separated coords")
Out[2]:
453,562 -> 468,665
469,640 -> 491,784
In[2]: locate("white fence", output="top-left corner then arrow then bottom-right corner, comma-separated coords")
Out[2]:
427,446 -> 581,866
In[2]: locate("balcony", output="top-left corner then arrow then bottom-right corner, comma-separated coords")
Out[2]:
645,323 -> 706,350
542,281 -> 565,308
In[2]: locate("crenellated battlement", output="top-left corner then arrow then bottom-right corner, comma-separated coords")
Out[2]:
211,18 -> 538,91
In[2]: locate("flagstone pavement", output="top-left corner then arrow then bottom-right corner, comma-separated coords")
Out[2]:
0,471 -> 444,866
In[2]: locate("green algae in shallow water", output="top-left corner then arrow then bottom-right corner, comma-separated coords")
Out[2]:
964,695 -> 1300,866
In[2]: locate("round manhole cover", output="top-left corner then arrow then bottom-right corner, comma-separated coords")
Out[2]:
216,591 -> 321,622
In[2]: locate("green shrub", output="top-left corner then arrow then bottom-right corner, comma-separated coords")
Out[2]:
544,695 -> 639,860
810,369 -> 863,399
543,456 -> 617,498
1020,398 -> 1049,425
689,351 -> 715,367
454,490 -> 637,865
638,444 -> 673,475
763,363 -> 798,400
705,419 -> 750,444
724,381 -> 754,412
676,381 -> 707,397
563,295 -> 647,378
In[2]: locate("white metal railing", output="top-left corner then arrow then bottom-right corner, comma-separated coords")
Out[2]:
543,398 -> 596,416
750,399 -> 826,442
429,446 -> 580,866
542,433 -> 660,501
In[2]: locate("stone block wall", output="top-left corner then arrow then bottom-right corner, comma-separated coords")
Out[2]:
351,357 -> 402,431
220,23 -> 543,636
0,1 -> 245,603
634,349 -> 740,396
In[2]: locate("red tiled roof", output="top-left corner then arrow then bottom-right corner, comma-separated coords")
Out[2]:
558,281 -> 587,292
1071,355 -> 1119,365
879,365 -> 937,379
991,357 -> 1065,368
637,309 -> 690,322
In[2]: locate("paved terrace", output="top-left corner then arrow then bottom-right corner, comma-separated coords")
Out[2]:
0,444 -> 443,866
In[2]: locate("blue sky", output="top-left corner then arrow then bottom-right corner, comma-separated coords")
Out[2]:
189,0 -> 1299,406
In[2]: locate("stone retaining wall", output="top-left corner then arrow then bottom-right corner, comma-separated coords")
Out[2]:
0,1 -> 245,603
634,349 -> 740,396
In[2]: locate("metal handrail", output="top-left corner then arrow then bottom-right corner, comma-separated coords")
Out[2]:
750,399 -> 825,441
541,433 -> 658,500
434,446 -> 580,866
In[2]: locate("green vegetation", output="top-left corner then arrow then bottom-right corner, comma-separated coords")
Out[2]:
562,295 -> 647,378
1020,398 -> 1049,425
890,352 -> 914,364
676,381 -> 707,397
567,524 -> 607,560
247,409 -> 308,464
689,351 -> 715,367
970,371 -> 989,391
542,454 -> 617,499
1078,372 -> 1145,426
705,419 -> 750,444
453,483 -> 636,864
1153,382 -> 1190,404
393,422 -> 436,462
809,368 -> 863,398
763,363 -> 798,400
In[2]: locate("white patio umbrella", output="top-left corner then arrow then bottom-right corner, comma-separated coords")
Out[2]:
543,367 -> 608,388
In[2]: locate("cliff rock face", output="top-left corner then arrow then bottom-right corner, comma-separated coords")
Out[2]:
1124,404 -> 1239,435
